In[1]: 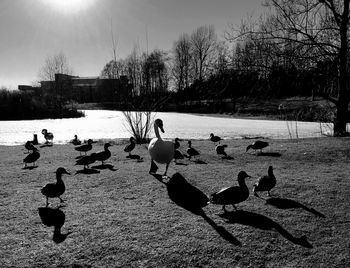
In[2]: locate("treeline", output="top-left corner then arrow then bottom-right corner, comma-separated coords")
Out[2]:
0,88 -> 83,120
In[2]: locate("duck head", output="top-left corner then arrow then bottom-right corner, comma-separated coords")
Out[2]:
268,166 -> 274,175
209,133 -> 214,138
87,139 -> 93,145
237,171 -> 251,183
155,119 -> 164,133
104,142 -> 112,149
130,136 -> 136,143
56,167 -> 70,175
41,129 -> 48,135
188,140 -> 192,147
246,145 -> 252,152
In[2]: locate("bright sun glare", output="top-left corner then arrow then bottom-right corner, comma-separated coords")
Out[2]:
43,0 -> 96,14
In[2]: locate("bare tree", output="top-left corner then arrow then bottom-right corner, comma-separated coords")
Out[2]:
227,0 -> 350,136
190,25 -> 218,83
172,33 -> 192,91
38,52 -> 73,81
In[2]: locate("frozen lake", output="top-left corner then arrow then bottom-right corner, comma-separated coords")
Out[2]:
0,110 -> 332,145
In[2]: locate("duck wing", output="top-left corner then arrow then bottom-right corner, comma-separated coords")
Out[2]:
124,143 -> 135,152
254,175 -> 275,191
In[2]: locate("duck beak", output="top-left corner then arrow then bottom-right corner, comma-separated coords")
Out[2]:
65,171 -> 71,175
159,126 -> 165,133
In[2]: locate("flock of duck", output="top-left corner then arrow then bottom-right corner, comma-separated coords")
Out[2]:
25,120 -> 275,227
147,118 -> 274,212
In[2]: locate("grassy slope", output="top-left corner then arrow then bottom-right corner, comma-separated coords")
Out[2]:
0,138 -> 349,267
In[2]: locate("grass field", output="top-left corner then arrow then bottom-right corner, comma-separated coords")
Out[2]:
0,137 -> 349,267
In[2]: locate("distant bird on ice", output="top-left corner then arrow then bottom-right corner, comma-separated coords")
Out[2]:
209,133 -> 223,144
71,135 -> 81,146
42,129 -> 54,144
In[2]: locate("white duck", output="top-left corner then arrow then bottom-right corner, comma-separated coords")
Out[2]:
148,119 -> 175,176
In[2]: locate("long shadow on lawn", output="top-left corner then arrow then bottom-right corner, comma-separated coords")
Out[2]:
75,168 -> 101,174
91,164 -> 118,171
38,205 -> 72,244
219,210 -> 313,248
265,197 -> 326,218
150,172 -> 241,245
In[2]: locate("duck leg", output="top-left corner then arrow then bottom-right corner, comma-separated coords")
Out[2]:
267,191 -> 271,197
59,197 -> 65,203
164,163 -> 169,176
46,197 -> 49,207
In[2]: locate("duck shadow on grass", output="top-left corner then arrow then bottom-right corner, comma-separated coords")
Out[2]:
150,172 -> 241,246
126,154 -> 144,161
222,155 -> 234,160
192,159 -> 207,164
75,168 -> 101,175
38,205 -> 72,244
40,143 -> 53,148
256,152 -> 282,157
219,210 -> 313,248
22,165 -> 38,170
91,164 -> 118,171
265,197 -> 326,218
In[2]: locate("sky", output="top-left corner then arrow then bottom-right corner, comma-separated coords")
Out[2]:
0,0 -> 263,89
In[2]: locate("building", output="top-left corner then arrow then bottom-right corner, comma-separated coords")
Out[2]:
40,73 -> 132,103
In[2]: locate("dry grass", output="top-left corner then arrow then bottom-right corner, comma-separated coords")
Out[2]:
0,137 -> 349,267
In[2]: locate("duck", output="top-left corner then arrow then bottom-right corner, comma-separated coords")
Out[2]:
210,133 -> 223,144
210,171 -> 251,211
41,167 -> 70,207
148,118 -> 175,176
75,139 -> 93,156
186,140 -> 200,159
95,143 -> 112,165
246,140 -> 269,154
23,146 -> 40,168
24,140 -> 34,153
216,144 -> 228,157
42,129 -> 54,144
174,138 -> 181,150
75,153 -> 97,169
124,137 -> 136,156
253,166 -> 276,197
71,135 -> 81,146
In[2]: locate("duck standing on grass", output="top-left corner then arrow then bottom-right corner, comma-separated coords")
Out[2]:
95,143 -> 112,165
42,129 -> 54,144
210,171 -> 251,212
216,144 -> 228,158
23,146 -> 40,168
148,119 -> 175,176
71,135 -> 81,146
41,167 -> 70,207
75,139 -> 93,156
253,166 -> 276,197
24,141 -> 33,153
210,133 -> 223,144
246,140 -> 269,154
75,153 -> 97,169
124,137 -> 136,156
186,140 -> 200,160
